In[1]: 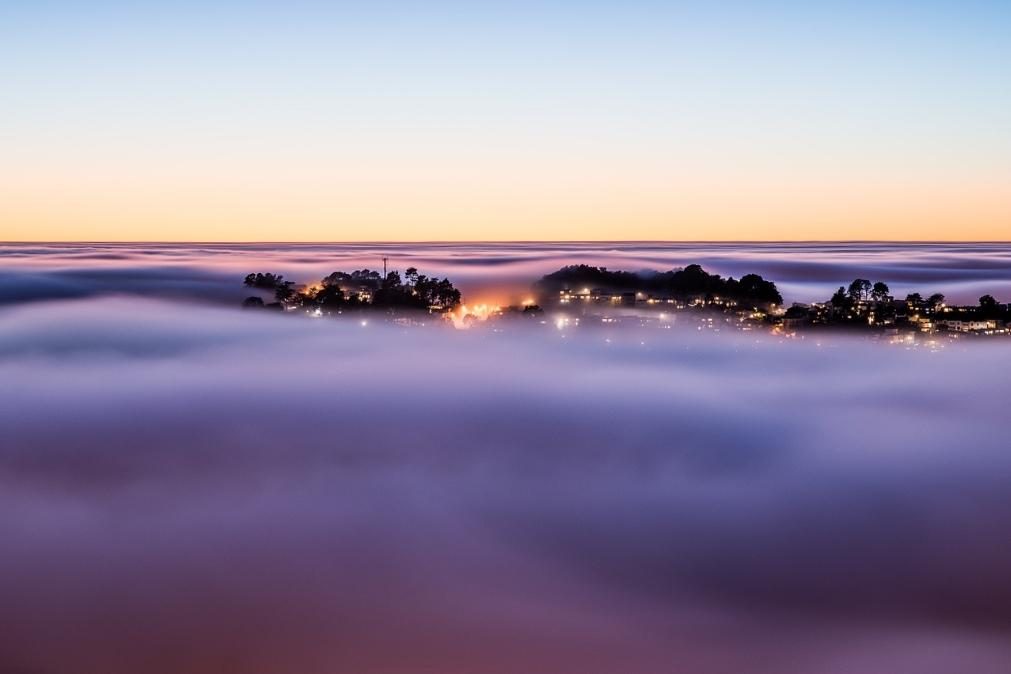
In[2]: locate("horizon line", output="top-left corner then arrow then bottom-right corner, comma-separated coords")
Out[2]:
4,240 -> 1011,246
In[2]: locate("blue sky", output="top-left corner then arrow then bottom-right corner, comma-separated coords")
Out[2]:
2,1 -> 1009,240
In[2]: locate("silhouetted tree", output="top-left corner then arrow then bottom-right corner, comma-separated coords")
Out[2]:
535,264 -> 780,308
242,266 -> 461,313
315,285 -> 347,311
784,304 -> 810,319
848,279 -> 872,303
979,294 -> 1000,318
274,282 -> 296,303
831,286 -> 850,308
242,272 -> 296,302
733,274 -> 783,307
322,269 -> 382,290
871,282 -> 891,303
244,272 -> 286,288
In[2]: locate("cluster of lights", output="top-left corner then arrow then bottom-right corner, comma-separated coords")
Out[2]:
449,302 -> 502,329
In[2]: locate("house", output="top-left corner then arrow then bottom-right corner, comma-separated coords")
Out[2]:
938,319 -> 998,333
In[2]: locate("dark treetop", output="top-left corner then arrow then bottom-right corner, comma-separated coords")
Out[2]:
779,278 -> 1011,333
535,264 -> 782,309
243,267 -> 461,313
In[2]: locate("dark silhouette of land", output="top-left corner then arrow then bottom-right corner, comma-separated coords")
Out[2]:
240,263 -> 1009,337
243,267 -> 461,314
780,279 -> 1011,336
535,263 -> 782,310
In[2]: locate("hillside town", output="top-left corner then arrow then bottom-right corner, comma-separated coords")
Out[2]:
777,280 -> 1011,338
241,266 -> 461,316
240,263 -> 1011,340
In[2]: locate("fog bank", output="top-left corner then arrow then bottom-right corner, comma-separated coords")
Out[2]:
2,296 -> 1011,673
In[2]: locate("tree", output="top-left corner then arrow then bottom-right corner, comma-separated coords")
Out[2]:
322,269 -> 382,290
979,294 -> 1000,317
274,282 -> 296,303
848,279 -> 872,303
784,304 -> 809,319
905,292 -> 923,307
534,264 -> 780,308
736,273 -> 783,307
871,282 -> 890,303
315,285 -> 347,311
927,293 -> 945,311
242,272 -> 296,303
431,278 -> 461,309
244,272 -> 286,288
831,286 -> 849,308
241,266 -> 461,314
383,270 -> 402,288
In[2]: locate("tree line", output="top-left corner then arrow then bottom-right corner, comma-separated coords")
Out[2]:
788,278 -> 1010,326
535,263 -> 782,309
242,268 -> 461,313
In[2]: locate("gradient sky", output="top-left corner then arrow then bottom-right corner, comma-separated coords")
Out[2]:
2,1 -> 1009,242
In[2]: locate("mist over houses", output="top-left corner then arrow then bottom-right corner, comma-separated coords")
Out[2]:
241,267 -> 462,316
240,263 -> 1011,339
779,279 -> 1011,338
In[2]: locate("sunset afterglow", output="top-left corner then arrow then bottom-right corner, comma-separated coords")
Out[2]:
4,4 -> 1011,673
2,1 -> 1009,242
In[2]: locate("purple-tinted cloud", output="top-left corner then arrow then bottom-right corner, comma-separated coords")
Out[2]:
2,242 -> 1010,306
1,296 -> 1010,673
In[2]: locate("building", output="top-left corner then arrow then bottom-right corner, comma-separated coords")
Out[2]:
938,319 -> 999,333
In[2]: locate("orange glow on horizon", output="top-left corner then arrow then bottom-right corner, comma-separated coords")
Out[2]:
2,144 -> 1009,242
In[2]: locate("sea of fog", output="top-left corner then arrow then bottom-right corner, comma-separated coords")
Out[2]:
2,243 -> 1011,673
3,241 -> 1011,306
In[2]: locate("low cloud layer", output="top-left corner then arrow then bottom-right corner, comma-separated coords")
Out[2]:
2,296 -> 1011,673
3,242 -> 1011,306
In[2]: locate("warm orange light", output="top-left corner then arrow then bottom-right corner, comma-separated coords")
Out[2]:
449,302 -> 502,329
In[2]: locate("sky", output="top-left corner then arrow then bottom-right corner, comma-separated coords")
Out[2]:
2,0 -> 1009,242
